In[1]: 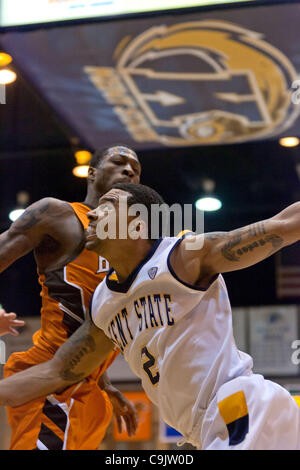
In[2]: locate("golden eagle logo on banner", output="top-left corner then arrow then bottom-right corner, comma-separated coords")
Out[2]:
85,21 -> 300,146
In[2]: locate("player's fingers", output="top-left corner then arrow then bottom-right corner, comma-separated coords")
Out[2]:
8,327 -> 19,336
126,415 -> 137,436
115,413 -> 123,434
130,413 -> 138,435
126,405 -> 138,431
122,413 -> 131,436
10,320 -> 25,327
123,413 -> 135,437
4,312 -> 17,320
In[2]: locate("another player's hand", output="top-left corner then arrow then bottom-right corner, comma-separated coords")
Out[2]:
105,385 -> 138,437
0,308 -> 25,336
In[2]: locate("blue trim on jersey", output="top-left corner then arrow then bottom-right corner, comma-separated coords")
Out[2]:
167,236 -> 219,292
106,238 -> 163,293
227,414 -> 249,446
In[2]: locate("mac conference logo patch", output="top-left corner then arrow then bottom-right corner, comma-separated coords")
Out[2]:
85,20 -> 300,146
148,267 -> 158,280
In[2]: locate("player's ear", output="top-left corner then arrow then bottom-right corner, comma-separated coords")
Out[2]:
87,167 -> 96,184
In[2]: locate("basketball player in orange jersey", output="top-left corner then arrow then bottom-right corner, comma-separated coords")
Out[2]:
0,145 -> 140,450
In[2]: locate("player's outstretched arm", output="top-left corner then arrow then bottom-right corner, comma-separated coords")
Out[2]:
172,202 -> 300,287
0,197 -> 72,273
0,318 -> 114,407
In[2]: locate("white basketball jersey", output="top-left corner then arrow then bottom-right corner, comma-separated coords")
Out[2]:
90,237 -> 253,439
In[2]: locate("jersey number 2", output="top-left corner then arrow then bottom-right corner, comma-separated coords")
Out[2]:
141,346 -> 160,386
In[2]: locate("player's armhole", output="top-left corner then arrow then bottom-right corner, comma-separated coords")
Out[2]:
167,235 -> 219,292
88,292 -> 98,327
88,293 -> 119,353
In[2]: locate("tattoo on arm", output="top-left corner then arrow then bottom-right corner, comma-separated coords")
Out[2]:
58,334 -> 96,382
9,199 -> 69,234
10,200 -> 51,233
247,221 -> 267,237
221,226 -> 283,263
221,229 -> 243,262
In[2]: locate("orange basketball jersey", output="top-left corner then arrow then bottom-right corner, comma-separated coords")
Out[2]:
33,202 -> 116,375
4,202 -> 119,450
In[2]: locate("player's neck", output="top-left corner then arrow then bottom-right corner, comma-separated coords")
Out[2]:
82,187 -> 103,210
107,240 -> 153,283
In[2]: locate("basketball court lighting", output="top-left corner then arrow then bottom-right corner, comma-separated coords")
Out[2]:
75,150 -> 92,164
279,137 -> 300,147
0,53 -> 12,67
73,165 -> 89,178
195,196 -> 222,212
9,208 -> 25,222
9,191 -> 30,222
0,69 -> 17,84
73,150 -> 91,178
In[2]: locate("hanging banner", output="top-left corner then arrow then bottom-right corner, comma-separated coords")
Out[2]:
1,3 -> 300,149
0,0 -> 256,27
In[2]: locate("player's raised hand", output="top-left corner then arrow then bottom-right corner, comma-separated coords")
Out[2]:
106,385 -> 139,437
0,308 -> 25,336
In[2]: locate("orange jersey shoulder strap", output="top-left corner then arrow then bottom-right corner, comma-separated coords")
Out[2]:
68,202 -> 91,230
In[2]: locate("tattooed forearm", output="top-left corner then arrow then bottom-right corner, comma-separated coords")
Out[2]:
220,229 -> 243,262
199,204 -> 300,275
221,230 -> 283,262
59,334 -> 96,382
247,221 -> 267,237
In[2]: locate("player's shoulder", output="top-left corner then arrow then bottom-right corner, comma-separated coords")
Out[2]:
35,197 -> 75,216
175,232 -> 204,254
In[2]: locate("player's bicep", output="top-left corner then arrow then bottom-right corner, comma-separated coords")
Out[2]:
0,198 -> 72,272
0,199 -> 53,271
0,229 -> 37,273
53,318 -> 115,384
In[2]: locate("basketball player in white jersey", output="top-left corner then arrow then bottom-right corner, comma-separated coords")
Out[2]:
0,182 -> 300,450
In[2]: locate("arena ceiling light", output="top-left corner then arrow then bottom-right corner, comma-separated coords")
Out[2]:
195,196 -> 222,212
9,208 -> 25,222
73,150 -> 92,178
8,191 -> 30,222
72,165 -> 89,178
0,69 -> 17,85
279,137 -> 300,148
0,53 -> 12,67
195,178 -> 222,212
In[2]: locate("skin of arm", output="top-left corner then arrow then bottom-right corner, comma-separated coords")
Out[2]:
0,197 -> 73,273
171,202 -> 300,288
98,371 -> 138,436
0,318 -> 114,407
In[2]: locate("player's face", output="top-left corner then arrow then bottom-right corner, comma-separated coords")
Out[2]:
93,146 -> 141,196
85,188 -> 132,253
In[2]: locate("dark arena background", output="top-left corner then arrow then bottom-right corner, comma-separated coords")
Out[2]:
0,0 -> 300,452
